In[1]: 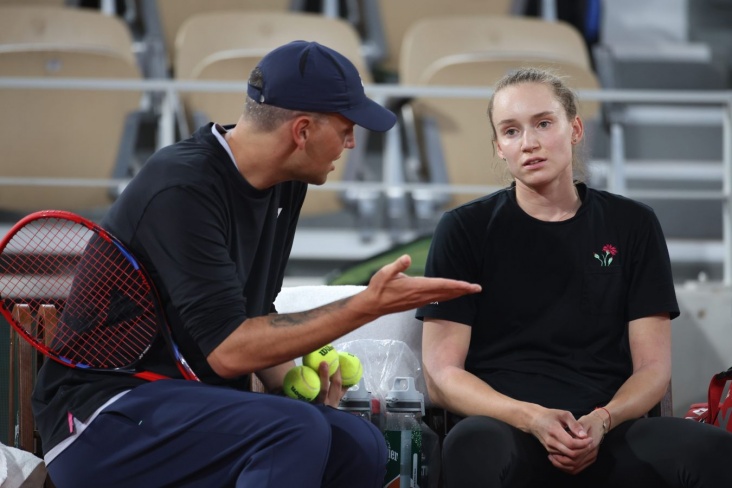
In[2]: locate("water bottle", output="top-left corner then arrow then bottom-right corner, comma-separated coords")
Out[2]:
371,394 -> 385,432
382,377 -> 439,488
338,377 -> 372,422
420,412 -> 440,488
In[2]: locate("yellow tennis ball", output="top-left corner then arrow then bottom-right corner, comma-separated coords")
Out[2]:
283,365 -> 321,402
338,351 -> 363,388
303,344 -> 340,377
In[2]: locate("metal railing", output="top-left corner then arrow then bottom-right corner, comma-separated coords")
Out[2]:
1,77 -> 731,281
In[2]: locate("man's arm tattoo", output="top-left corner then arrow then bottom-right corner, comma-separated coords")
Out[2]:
270,296 -> 352,327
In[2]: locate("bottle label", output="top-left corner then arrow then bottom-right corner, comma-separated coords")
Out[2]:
383,428 -> 422,488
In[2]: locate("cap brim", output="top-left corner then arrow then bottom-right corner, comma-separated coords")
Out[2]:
340,98 -> 397,132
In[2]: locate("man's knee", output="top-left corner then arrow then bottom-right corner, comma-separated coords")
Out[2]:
289,401 -> 334,447
353,417 -> 387,470
325,410 -> 387,484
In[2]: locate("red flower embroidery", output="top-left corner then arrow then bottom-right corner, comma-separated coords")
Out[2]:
602,244 -> 618,256
594,244 -> 618,266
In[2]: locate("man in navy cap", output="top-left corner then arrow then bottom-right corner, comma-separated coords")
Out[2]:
33,40 -> 481,487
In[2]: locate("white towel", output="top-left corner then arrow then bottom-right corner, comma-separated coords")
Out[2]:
275,285 -> 365,312
274,285 -> 423,355
0,443 -> 47,488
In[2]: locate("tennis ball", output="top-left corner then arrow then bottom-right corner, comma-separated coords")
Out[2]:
338,351 -> 363,388
283,365 -> 321,402
303,344 -> 340,377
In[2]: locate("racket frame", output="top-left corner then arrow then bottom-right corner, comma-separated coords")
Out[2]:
0,210 -> 199,382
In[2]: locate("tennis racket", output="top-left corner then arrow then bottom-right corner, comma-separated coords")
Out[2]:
0,210 -> 199,382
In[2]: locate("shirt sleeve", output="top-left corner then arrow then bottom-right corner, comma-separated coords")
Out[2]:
626,206 -> 680,321
416,209 -> 483,325
132,186 -> 247,356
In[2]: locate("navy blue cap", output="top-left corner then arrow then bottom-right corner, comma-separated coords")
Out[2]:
247,41 -> 396,132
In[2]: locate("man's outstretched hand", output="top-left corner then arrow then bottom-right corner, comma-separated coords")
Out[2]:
354,254 -> 481,317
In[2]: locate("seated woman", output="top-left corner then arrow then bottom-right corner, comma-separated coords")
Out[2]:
417,67 -> 732,488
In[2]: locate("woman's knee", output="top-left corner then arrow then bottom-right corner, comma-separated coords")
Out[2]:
676,422 -> 732,483
444,416 -> 513,461
443,418 -> 508,476
442,416 -> 545,488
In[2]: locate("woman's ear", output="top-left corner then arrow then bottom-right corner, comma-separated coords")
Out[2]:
495,141 -> 505,161
571,115 -> 584,144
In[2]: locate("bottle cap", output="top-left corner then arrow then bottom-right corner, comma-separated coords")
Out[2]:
339,378 -> 371,412
385,377 -> 425,414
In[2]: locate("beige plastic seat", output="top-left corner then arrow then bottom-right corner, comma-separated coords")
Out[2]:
174,10 -> 378,221
0,5 -> 143,214
154,0 -> 293,72
0,0 -> 66,5
397,16 -> 601,225
0,4 -> 135,57
175,10 -> 372,122
373,0 -> 515,79
400,16 -> 594,86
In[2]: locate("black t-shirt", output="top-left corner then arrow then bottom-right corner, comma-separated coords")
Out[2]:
33,124 -> 306,452
416,183 -> 679,416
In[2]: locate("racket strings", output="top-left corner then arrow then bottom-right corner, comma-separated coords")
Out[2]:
58,244 -> 153,367
0,217 -> 158,369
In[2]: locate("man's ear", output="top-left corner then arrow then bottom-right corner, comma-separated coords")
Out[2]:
291,115 -> 312,149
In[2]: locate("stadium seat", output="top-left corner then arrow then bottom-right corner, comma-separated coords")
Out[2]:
0,0 -> 67,5
362,0 -> 516,81
0,4 -> 133,55
142,0 -> 296,75
397,15 -> 601,230
0,5 -> 144,215
174,10 -> 383,236
399,15 -> 594,86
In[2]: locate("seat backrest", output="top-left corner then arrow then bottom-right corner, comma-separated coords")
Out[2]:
0,5 -> 142,213
174,10 -> 372,216
175,10 -> 371,82
376,0 -> 515,77
0,5 -> 136,62
400,15 -> 593,85
156,0 -> 293,72
0,0 -> 66,5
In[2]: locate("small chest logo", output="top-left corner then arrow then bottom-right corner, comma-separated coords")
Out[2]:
594,244 -> 618,266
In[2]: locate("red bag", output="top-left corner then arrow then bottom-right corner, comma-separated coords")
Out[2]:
684,366 -> 732,432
